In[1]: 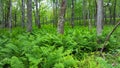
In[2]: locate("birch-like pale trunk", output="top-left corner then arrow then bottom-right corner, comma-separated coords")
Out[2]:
57,0 -> 66,34
96,0 -> 103,36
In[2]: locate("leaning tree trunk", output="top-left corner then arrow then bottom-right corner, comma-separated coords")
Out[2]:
27,0 -> 32,32
101,21 -> 120,53
96,0 -> 103,36
57,0 -> 66,34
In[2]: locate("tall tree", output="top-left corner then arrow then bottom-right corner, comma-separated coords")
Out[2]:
94,0 -> 97,26
57,0 -> 66,34
113,0 -> 117,25
21,0 -> 25,28
35,0 -> 41,28
71,0 -> 74,28
82,0 -> 87,26
8,0 -> 12,32
0,0 -> 2,24
27,0 -> 32,32
96,0 -> 103,36
108,0 -> 112,24
52,0 -> 58,27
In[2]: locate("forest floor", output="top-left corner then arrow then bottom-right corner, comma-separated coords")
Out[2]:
0,25 -> 120,68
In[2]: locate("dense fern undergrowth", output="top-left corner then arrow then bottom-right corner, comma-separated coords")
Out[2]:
0,25 -> 120,68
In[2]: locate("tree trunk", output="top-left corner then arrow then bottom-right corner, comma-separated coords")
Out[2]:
96,0 -> 103,36
27,0 -> 32,32
8,0 -> 12,32
55,0 -> 58,27
94,0 -> 97,26
104,7 -> 107,25
35,0 -> 41,28
113,0 -> 117,25
82,0 -> 87,26
14,10 -> 17,27
88,10 -> 92,30
57,0 -> 66,34
21,0 -> 25,28
71,0 -> 74,28
53,0 -> 55,27
101,21 -> 120,53
53,0 -> 58,27
0,0 -> 2,24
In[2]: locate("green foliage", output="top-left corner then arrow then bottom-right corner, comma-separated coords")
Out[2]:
0,26 -> 120,68
79,54 -> 113,68
10,56 -> 24,68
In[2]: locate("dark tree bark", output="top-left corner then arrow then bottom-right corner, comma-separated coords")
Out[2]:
27,0 -> 32,32
104,6 -> 107,25
21,0 -> 25,28
52,0 -> 55,26
94,0 -> 97,26
57,0 -> 66,34
108,0 -> 112,24
71,0 -> 74,28
14,10 -> 17,27
8,0 -> 12,32
0,0 -> 2,24
113,0 -> 117,25
82,0 -> 87,26
35,0 -> 41,28
53,0 -> 58,27
0,0 -> 4,27
55,0 -> 58,26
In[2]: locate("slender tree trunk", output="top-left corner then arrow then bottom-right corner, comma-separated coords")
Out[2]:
88,1 -> 92,30
96,0 -> 103,36
5,1 -> 10,27
14,10 -> 17,27
82,0 -> 87,26
71,0 -> 74,28
57,0 -> 66,34
27,0 -> 32,32
53,0 -> 55,27
113,0 -> 117,25
8,0 -> 12,32
0,1 -> 3,28
0,0 -> 2,24
88,10 -> 92,30
94,0 -> 97,26
35,0 -> 41,28
21,0 -> 25,28
55,0 -> 58,27
101,21 -> 120,53
104,7 -> 107,24
108,0 -> 112,24
52,0 -> 58,27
